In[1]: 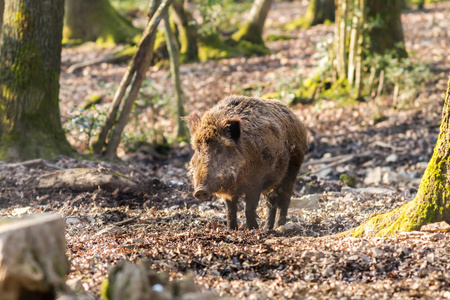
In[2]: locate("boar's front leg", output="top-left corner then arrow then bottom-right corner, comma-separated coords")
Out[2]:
245,190 -> 261,229
225,197 -> 239,230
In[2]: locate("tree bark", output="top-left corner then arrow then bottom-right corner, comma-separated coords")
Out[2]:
286,0 -> 335,29
103,0 -> 173,159
0,0 -> 72,161
365,0 -> 407,58
232,0 -> 273,45
164,14 -> 188,139
64,0 -> 140,45
347,77 -> 450,237
333,0 -> 407,92
172,1 -> 198,62
0,0 -> 4,39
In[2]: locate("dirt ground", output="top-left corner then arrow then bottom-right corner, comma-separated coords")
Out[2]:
1,2 -> 450,299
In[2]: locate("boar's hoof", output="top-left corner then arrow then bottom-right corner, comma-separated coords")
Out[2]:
194,189 -> 210,200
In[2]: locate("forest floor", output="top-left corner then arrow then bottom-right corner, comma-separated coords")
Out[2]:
1,2 -> 450,299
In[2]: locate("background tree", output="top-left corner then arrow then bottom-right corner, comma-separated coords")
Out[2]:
172,0 -> 199,62
334,0 -> 406,97
347,77 -> 450,237
64,0 -> 140,45
0,0 -> 3,38
284,0 -> 335,30
232,0 -> 273,45
0,0 -> 72,161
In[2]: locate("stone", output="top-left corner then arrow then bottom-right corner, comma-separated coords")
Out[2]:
290,194 -> 320,210
364,167 -> 384,185
420,221 -> 450,233
386,154 -> 399,163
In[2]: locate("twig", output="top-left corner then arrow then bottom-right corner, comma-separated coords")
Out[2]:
1,159 -> 62,170
66,55 -> 124,74
113,217 -> 137,226
372,141 -> 405,152
376,69 -> 384,98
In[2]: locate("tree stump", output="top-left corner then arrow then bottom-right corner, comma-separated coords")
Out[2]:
0,214 -> 69,300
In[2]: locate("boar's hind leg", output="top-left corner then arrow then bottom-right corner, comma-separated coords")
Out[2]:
267,156 -> 302,229
225,197 -> 239,230
244,190 -> 261,229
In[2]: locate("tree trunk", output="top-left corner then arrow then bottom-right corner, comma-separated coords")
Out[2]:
285,0 -> 335,29
232,0 -> 273,45
172,1 -> 198,62
0,0 -> 72,161
417,0 -> 425,10
346,77 -> 450,237
333,0 -> 407,92
365,0 -> 407,58
64,0 -> 140,45
164,14 -> 188,139
0,0 -> 4,39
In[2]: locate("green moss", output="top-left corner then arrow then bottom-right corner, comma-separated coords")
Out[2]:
339,174 -> 356,188
100,278 -> 110,300
82,94 -> 103,110
283,17 -> 310,30
232,22 -> 264,45
198,33 -> 236,61
266,33 -> 293,42
64,0 -> 140,46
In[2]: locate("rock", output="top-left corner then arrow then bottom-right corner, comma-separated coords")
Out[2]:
276,222 -> 301,234
386,154 -> 399,163
316,167 -> 333,179
342,186 -> 396,195
429,233 -> 445,241
290,194 -> 320,210
364,167 -> 384,185
32,168 -> 137,193
420,221 -> 450,232
0,214 -> 70,300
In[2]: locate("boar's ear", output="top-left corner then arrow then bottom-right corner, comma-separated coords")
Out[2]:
186,111 -> 201,134
222,119 -> 241,142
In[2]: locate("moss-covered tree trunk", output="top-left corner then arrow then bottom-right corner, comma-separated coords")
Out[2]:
0,0 -> 72,161
172,1 -> 198,62
284,0 -> 335,30
0,0 -> 4,38
232,0 -> 273,45
365,0 -> 407,58
63,0 -> 140,46
347,77 -> 450,237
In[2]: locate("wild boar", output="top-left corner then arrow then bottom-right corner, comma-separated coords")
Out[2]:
188,95 -> 307,230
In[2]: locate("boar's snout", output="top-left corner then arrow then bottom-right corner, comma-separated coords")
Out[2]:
194,188 -> 211,200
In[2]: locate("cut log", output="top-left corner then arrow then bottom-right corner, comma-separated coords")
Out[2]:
32,168 -> 137,193
0,214 -> 69,300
